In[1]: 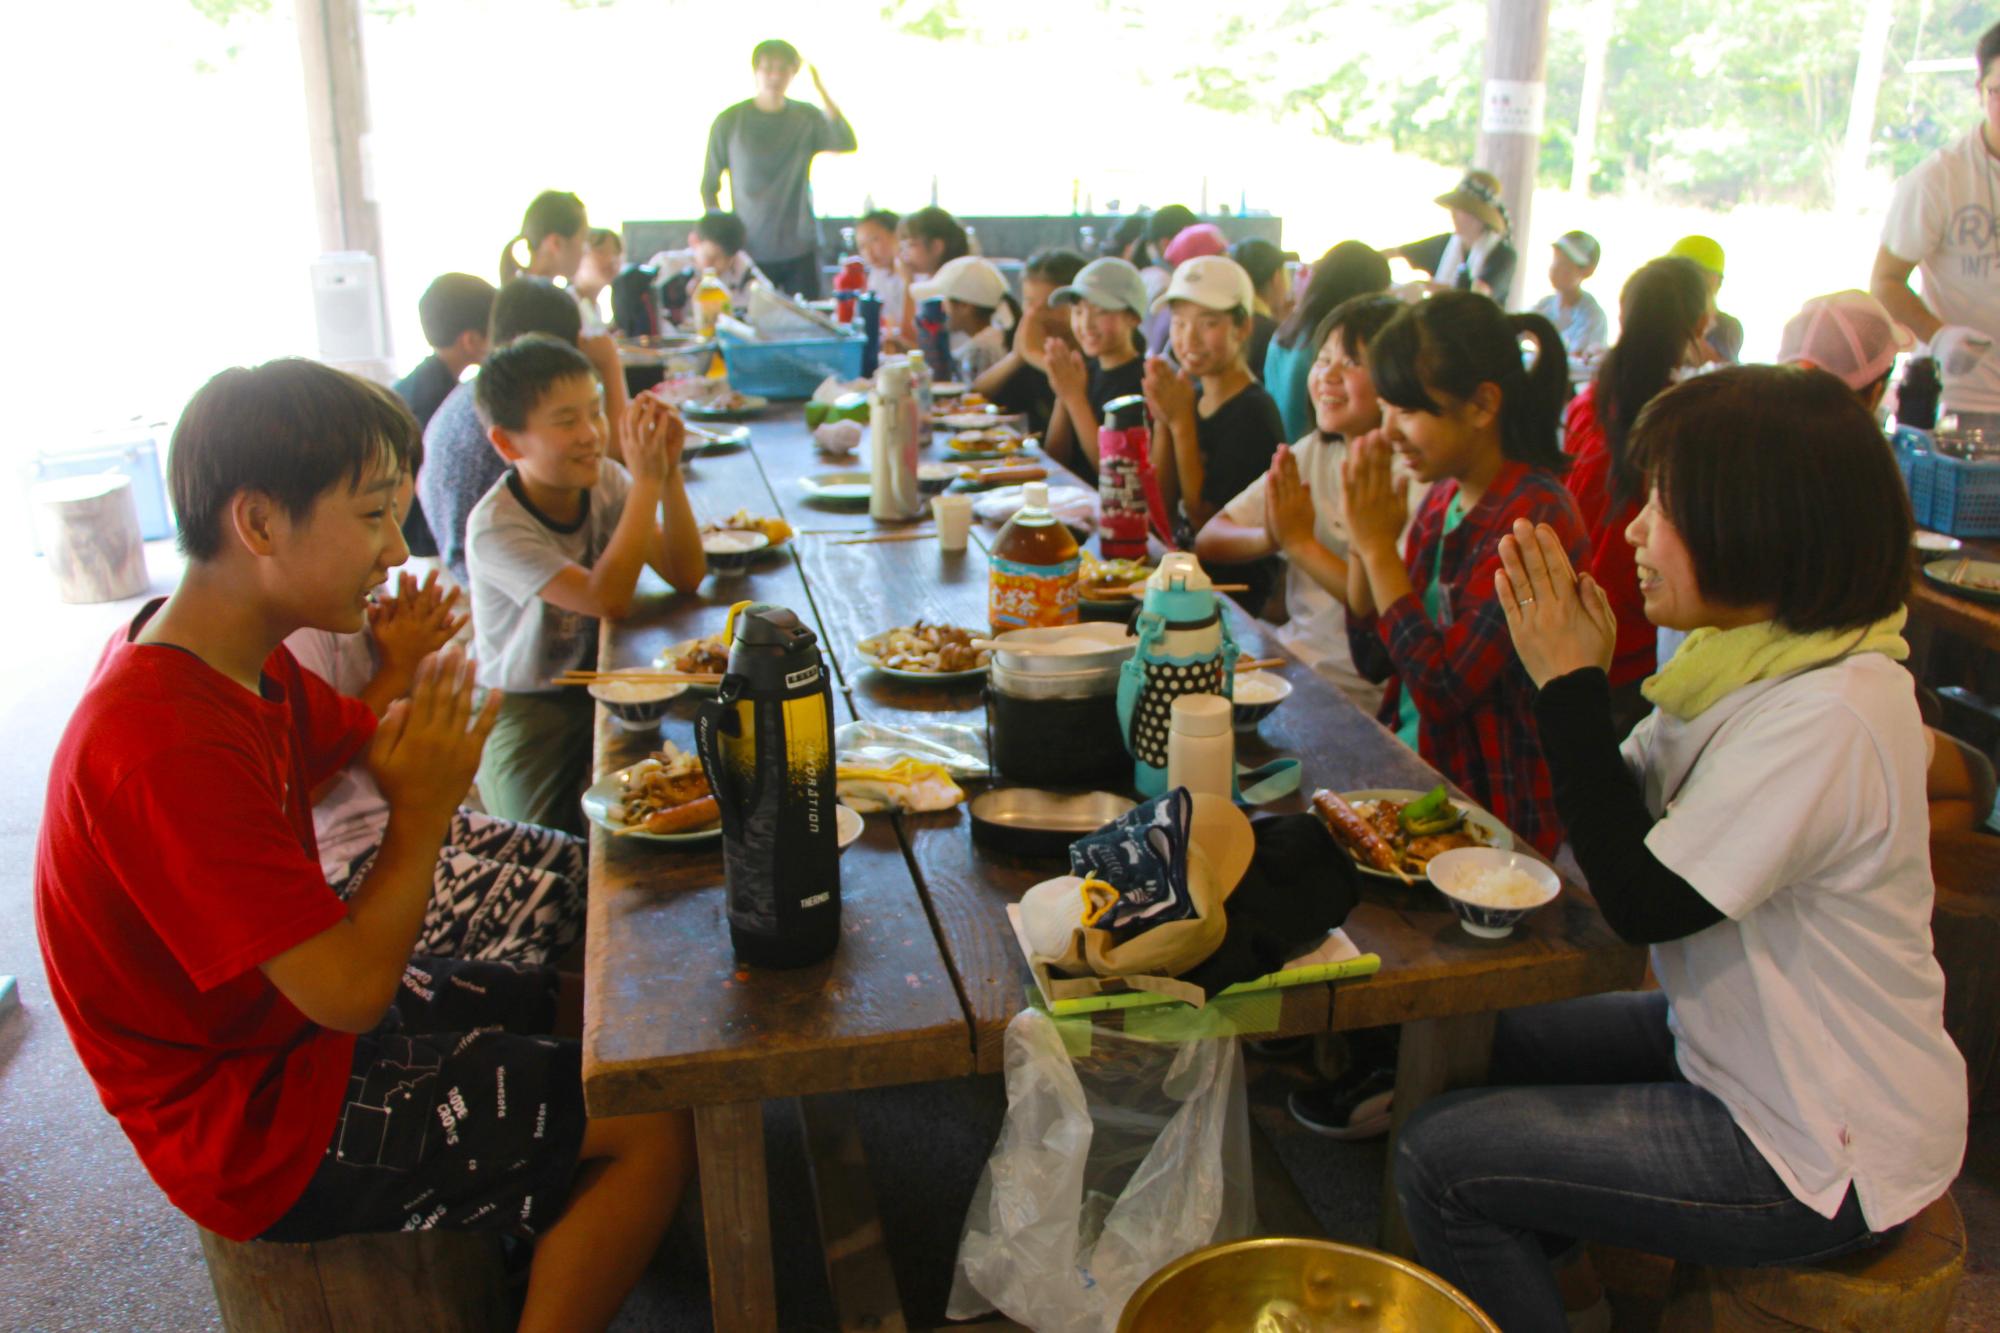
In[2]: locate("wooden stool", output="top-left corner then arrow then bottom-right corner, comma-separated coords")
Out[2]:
1658,1192 -> 1965,1332
197,1226 -> 511,1332
32,473 -> 148,603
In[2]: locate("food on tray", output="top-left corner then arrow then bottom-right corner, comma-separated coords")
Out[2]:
1312,785 -> 1492,877
1077,554 -> 1155,599
1447,864 -> 1550,909
661,633 -> 730,675
947,428 -> 1026,454
683,388 -> 758,413
701,509 -> 793,546
947,390 -> 990,409
608,744 -> 719,834
857,621 -> 990,674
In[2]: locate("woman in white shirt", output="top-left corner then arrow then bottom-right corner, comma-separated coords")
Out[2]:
1394,364 -> 1967,1331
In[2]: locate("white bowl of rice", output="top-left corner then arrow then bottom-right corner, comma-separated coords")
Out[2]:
1425,848 -> 1561,939
587,674 -> 691,731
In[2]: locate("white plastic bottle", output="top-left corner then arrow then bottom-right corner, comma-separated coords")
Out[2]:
868,359 -> 924,521
1166,693 -> 1234,801
905,348 -> 932,437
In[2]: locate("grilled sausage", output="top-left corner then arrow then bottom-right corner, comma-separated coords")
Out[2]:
1312,789 -> 1397,873
642,795 -> 720,835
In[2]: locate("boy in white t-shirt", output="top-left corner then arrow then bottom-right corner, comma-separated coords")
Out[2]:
466,336 -> 707,833
1194,294 -> 1412,709
291,562 -> 587,965
1871,20 -> 2000,426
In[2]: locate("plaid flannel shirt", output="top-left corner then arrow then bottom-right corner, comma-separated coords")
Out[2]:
1346,461 -> 1589,855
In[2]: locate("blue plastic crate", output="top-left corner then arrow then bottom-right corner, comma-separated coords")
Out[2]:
1913,450 -> 2000,537
718,330 -> 864,400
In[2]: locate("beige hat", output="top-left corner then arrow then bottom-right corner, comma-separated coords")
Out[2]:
1436,169 -> 1509,235
910,255 -> 1009,308
1151,254 -> 1256,315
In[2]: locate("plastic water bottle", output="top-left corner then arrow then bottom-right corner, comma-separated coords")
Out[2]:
869,359 -> 924,521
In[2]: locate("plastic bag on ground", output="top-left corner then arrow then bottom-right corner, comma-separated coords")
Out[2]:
948,1006 -> 1255,1332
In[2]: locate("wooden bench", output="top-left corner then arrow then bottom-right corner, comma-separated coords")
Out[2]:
1655,1192 -> 1965,1332
198,1227 -> 511,1331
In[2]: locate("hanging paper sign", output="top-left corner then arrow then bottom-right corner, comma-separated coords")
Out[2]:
1481,80 -> 1546,136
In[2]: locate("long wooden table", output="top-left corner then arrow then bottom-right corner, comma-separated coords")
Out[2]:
582,407 -> 1647,1329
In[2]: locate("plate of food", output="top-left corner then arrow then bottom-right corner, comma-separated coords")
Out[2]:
1922,557 -> 2000,605
1077,554 -> 1156,603
700,509 -> 793,555
581,743 -> 720,842
1311,786 -> 1512,884
683,422 -> 752,453
655,632 -> 731,690
799,470 -> 874,507
856,621 -> 991,679
944,428 -> 1033,461
1913,531 -> 1965,554
938,410 -> 1026,431
681,389 -> 770,420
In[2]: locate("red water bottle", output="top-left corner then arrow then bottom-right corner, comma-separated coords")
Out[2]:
834,257 -> 866,324
1098,394 -> 1169,560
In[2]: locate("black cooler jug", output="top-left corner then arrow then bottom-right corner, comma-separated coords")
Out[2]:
695,601 -> 841,967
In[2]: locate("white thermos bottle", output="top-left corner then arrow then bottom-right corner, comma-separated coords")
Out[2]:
868,358 -> 924,521
1166,693 -> 1235,801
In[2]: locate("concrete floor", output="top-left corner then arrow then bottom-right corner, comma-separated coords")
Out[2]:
0,541 -> 1993,1330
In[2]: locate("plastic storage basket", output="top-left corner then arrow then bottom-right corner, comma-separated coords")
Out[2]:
1911,450 -> 2000,537
718,330 -> 864,400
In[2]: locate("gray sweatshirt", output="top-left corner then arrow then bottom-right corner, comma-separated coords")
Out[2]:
701,98 -> 857,263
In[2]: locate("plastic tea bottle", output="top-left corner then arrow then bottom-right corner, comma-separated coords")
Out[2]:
989,482 -> 1080,631
694,269 -> 730,337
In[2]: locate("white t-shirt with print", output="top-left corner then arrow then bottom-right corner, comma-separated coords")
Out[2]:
285,628 -> 389,879
1218,432 -> 1426,711
955,324 -> 1007,382
467,461 -> 635,694
1881,125 -> 2000,412
1627,653 -> 1966,1231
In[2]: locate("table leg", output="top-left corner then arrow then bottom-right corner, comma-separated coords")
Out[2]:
1377,1011 -> 1497,1257
696,1101 -> 777,1333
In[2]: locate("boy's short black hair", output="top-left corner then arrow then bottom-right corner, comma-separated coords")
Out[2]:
170,359 -> 416,561
1631,364 -> 1913,633
695,211 -> 749,257
1147,205 -> 1197,245
752,39 -> 800,68
418,273 -> 497,350
587,227 -> 622,252
857,208 -> 899,234
1312,293 -> 1404,361
900,207 -> 969,265
1024,247 -> 1087,286
490,277 -> 583,346
1979,21 -> 2000,82
475,334 -> 598,433
1230,238 -> 1289,293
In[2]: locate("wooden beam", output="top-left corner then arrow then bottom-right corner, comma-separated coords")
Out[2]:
695,1101 -> 779,1333
294,0 -> 389,356
799,1093 -> 910,1332
1477,0 -> 1551,309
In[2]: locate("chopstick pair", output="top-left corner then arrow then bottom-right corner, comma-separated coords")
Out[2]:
1236,657 -> 1286,672
555,669 -> 723,686
827,530 -> 936,545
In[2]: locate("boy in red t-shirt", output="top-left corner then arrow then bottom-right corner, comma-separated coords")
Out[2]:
35,359 -> 691,1333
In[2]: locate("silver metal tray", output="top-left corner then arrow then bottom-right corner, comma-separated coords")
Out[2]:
968,787 -> 1135,859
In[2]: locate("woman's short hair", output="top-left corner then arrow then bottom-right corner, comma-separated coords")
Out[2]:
900,207 -> 969,266
1632,364 -> 1913,632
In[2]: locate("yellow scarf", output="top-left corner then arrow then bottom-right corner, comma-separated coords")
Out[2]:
1642,608 -> 1909,722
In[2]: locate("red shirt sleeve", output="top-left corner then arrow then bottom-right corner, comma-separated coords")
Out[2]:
271,646 -> 376,790
93,743 -> 348,993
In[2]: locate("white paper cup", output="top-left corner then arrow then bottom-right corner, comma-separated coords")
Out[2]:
932,493 -> 974,552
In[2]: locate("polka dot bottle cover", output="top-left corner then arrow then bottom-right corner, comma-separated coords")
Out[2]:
1117,553 -> 1239,797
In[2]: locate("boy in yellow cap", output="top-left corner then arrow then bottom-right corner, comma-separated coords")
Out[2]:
1667,235 -> 1743,364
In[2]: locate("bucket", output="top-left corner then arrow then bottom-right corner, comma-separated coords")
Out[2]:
1118,1237 -> 1499,1332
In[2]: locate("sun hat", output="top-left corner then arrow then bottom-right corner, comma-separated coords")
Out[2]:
1435,169 -> 1509,235
910,255 -> 1008,309
1049,257 -> 1150,316
1554,230 -> 1601,268
1151,254 -> 1256,314
1162,223 -> 1230,268
1777,290 -> 1915,392
1668,235 -> 1726,277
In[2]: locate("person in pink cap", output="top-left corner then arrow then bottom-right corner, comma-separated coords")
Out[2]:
1777,290 -> 1914,415
1140,223 -> 1232,364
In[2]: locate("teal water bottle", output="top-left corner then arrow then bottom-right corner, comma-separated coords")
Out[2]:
1116,553 -> 1239,797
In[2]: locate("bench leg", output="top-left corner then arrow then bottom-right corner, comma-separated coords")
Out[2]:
696,1101 -> 777,1333
1378,1011 -> 1497,1257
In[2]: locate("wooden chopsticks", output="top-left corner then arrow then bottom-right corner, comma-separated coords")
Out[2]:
827,530 -> 936,545
1236,657 -> 1286,672
555,669 -> 723,687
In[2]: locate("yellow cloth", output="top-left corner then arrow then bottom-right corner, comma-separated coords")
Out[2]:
1641,608 -> 1909,722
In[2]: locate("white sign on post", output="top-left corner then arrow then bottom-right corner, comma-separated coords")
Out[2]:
1481,80 -> 1546,136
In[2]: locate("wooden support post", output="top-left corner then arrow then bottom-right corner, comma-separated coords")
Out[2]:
695,1101 -> 779,1333
799,1093 -> 909,1332
1570,0 -> 1614,197
294,0 -> 389,353
1378,1011 -> 1496,1257
1477,0 -> 1552,309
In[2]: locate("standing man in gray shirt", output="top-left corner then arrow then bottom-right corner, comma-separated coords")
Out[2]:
701,39 -> 856,299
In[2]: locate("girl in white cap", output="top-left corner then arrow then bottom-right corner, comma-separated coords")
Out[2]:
909,255 -> 1019,381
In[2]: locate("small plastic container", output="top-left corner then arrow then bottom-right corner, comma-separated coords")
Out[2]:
1166,694 -> 1234,801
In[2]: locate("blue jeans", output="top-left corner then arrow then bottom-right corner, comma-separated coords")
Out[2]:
1393,992 -> 1879,1332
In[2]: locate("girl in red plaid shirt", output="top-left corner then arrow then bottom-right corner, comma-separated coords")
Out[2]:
1340,292 -> 1586,855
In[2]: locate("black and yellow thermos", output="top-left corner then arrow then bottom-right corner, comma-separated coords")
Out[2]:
695,601 -> 841,967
